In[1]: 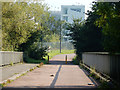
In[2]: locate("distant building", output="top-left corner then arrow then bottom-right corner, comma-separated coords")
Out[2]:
49,5 -> 85,42
61,5 -> 85,23
61,5 -> 85,42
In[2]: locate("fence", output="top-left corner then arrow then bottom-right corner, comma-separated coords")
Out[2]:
0,51 -> 23,66
82,52 -> 120,83
42,42 -> 74,50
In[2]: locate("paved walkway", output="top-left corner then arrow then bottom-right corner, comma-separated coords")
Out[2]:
4,54 -> 97,88
0,63 -> 38,83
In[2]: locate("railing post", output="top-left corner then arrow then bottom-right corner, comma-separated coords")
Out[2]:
48,55 -> 49,64
65,55 -> 67,64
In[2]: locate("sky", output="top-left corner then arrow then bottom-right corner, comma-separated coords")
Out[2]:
44,0 -> 96,13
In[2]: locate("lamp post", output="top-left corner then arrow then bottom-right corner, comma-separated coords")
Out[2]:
60,22 -> 61,53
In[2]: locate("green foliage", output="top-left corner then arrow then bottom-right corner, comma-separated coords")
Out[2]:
44,34 -> 60,42
49,34 -> 60,42
66,2 -> 120,55
66,16 -> 103,57
24,56 -> 48,64
2,2 -> 61,52
94,2 -> 120,53
72,56 -> 80,65
0,84 -> 2,87
90,66 -> 96,76
43,19 -> 64,43
29,68 -> 34,71
89,73 -> 94,77
6,79 -> 11,83
2,2 -> 63,60
22,42 -> 48,61
1,83 -> 6,87
2,2 -> 34,51
28,47 -> 47,60
10,62 -> 13,66
98,81 -> 110,88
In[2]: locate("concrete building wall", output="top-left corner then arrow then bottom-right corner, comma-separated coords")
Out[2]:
61,5 -> 85,23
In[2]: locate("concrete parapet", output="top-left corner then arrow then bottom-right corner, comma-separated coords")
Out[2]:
0,51 -> 23,66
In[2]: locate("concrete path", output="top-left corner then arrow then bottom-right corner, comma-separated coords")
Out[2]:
0,63 -> 38,83
49,54 -> 75,65
4,54 -> 97,88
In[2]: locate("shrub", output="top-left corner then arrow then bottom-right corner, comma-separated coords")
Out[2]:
72,56 -> 80,65
28,46 -> 48,60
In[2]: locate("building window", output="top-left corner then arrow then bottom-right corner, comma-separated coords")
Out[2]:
63,8 -> 68,14
63,16 -> 68,22
70,8 -> 81,13
65,9 -> 68,14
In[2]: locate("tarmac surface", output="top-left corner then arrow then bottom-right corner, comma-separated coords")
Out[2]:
3,54 -> 97,89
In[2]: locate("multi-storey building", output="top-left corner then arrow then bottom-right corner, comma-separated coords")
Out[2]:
61,5 -> 85,42
61,5 -> 85,23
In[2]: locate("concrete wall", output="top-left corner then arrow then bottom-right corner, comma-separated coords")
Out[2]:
0,51 -> 23,66
82,52 -> 120,82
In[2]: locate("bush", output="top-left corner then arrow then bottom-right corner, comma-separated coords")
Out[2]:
66,14 -> 104,58
72,56 -> 81,65
28,46 -> 48,60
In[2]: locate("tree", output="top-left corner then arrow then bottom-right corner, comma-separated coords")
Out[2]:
94,2 -> 120,53
2,2 -> 35,51
2,1 -> 63,60
2,2 -> 57,51
66,11 -> 103,59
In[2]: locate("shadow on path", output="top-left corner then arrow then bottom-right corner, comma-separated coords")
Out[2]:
50,65 -> 62,88
49,61 -> 73,65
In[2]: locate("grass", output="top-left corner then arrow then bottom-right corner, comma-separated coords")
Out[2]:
45,49 -> 75,59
